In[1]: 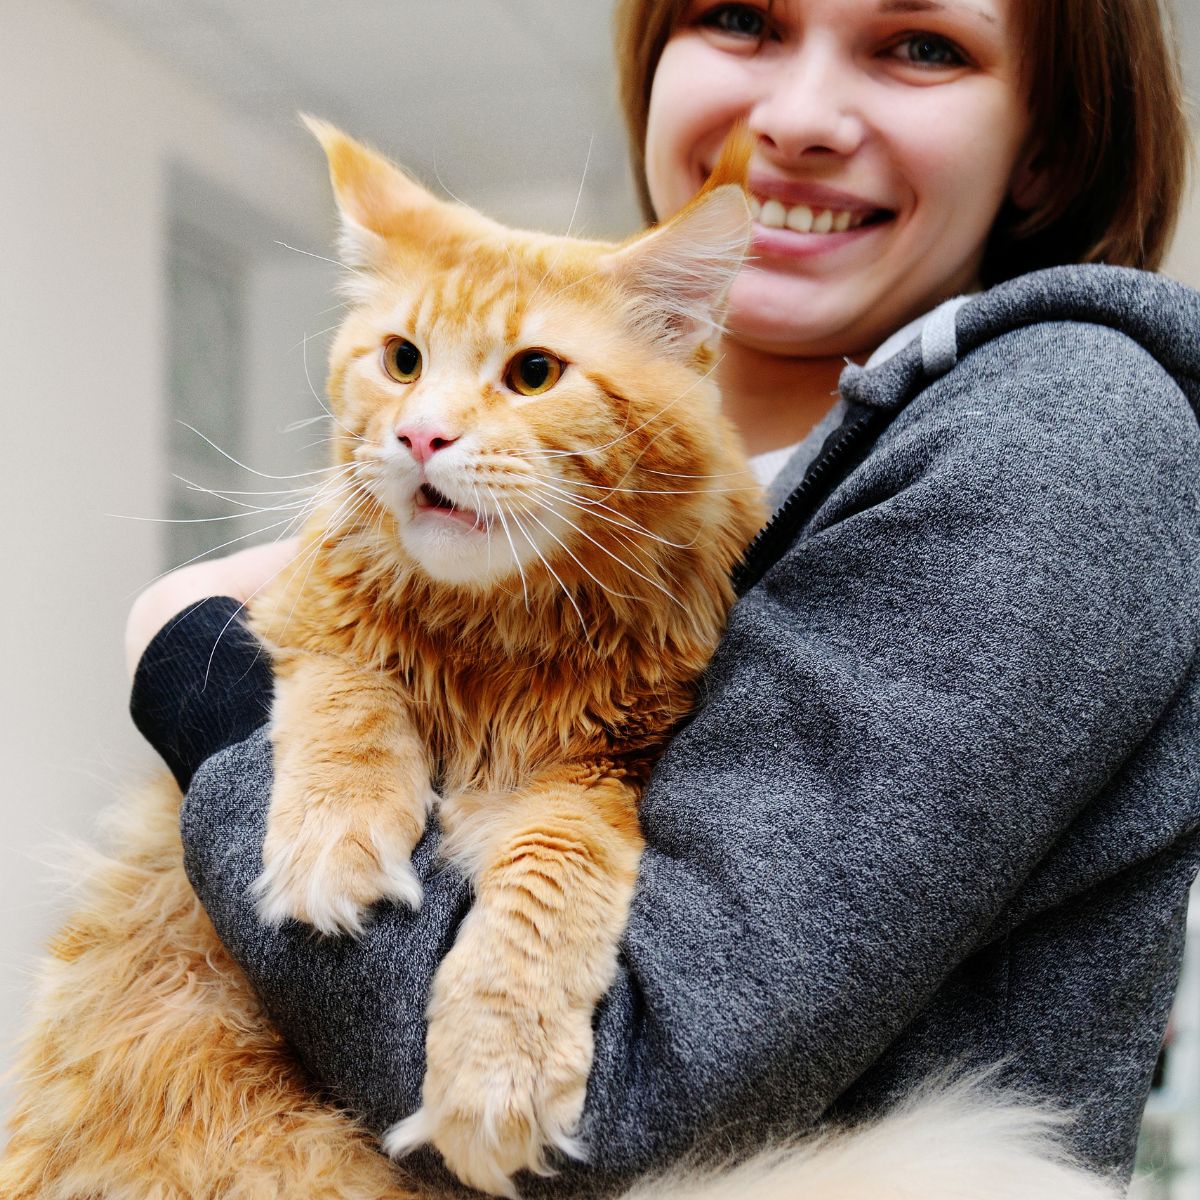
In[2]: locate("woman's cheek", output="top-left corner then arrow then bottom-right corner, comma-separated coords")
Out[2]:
646,39 -> 753,218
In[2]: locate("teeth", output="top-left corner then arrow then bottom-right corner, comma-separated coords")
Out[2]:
752,197 -> 874,235
785,205 -> 813,233
760,198 -> 786,228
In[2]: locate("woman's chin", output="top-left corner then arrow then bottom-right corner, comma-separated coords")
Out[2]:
724,270 -> 934,361
725,307 -> 881,361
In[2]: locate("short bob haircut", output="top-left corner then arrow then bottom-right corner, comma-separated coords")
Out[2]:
614,0 -> 1192,283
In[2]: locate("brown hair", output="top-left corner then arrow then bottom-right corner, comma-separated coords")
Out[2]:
613,0 -> 1193,281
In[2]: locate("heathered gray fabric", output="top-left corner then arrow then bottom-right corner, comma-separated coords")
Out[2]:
180,265 -> 1200,1194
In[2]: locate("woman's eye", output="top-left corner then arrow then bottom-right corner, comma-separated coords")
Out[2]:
505,349 -> 564,397
699,3 -> 769,40
382,337 -> 422,383
889,32 -> 968,68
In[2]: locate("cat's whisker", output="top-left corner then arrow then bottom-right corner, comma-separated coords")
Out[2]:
301,332 -> 362,442
514,500 -> 647,606
312,297 -> 354,319
518,493 -> 683,609
283,413 -> 334,433
528,134 -> 594,305
174,472 -> 354,501
471,480 -> 494,578
194,485 -> 370,687
520,478 -> 702,550
274,240 -> 367,279
484,486 -> 532,613
640,465 -> 756,481
108,507 -> 311,524
522,480 -> 690,580
601,520 -> 684,592
262,489 -> 373,654
506,503 -> 593,647
250,467 -> 370,542
174,422 -> 344,481
126,511 -> 316,602
167,465 -> 362,517
520,464 -> 759,498
288,322 -> 344,352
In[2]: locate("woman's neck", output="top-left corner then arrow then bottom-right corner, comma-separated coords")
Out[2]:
715,340 -> 849,457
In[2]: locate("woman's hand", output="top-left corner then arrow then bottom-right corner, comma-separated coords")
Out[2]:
124,538 -> 301,679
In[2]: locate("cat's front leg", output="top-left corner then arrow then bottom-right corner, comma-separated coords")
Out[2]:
383,770 -> 644,1197
252,650 -> 434,936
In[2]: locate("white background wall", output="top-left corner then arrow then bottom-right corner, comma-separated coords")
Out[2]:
1167,175 -> 1200,285
0,0 -> 337,1122
0,0 -> 1197,1140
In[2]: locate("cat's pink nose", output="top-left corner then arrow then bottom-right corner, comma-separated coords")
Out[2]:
395,424 -> 459,464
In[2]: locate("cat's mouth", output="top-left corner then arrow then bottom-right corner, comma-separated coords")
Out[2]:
413,482 -> 491,531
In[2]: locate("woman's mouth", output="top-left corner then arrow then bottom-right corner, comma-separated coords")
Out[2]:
749,194 -> 893,234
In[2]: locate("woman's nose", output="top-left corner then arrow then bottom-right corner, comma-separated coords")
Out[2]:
748,42 -> 867,161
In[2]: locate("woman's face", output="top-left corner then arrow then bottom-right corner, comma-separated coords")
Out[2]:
645,0 -> 1033,357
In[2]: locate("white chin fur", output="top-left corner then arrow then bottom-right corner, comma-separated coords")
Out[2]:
396,498 -> 572,588
397,517 -> 517,587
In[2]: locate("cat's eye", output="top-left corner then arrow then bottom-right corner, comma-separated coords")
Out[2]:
382,337 -> 422,384
505,349 -> 564,397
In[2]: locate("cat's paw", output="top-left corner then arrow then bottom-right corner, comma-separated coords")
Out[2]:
251,802 -> 426,936
381,952 -> 591,1196
383,1089 -> 586,1200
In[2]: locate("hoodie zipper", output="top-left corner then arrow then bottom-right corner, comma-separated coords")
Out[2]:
732,405 -> 888,597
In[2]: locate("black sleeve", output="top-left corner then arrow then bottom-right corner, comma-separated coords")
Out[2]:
130,597 -> 274,791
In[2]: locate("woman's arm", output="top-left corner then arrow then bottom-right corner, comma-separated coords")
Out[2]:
125,539 -> 300,679
136,321 -> 1199,1187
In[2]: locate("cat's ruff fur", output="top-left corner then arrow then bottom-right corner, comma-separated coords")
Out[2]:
0,779 -> 1124,1200
1,123 -> 1126,1198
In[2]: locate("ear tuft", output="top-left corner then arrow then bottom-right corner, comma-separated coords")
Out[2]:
602,123 -> 753,358
300,113 -> 441,286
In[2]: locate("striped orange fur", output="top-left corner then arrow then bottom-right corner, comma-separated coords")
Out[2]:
246,121 -> 764,1194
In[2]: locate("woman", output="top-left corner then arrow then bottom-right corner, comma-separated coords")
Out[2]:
124,0 -> 1198,1191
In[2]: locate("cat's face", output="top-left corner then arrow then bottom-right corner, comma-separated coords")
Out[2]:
313,119 -> 752,591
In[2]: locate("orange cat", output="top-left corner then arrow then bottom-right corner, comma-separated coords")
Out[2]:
0,122 -> 1123,1200
244,118 -> 763,1195
0,119 -> 759,1200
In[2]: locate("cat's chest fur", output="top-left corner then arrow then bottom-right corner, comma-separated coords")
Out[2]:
250,531 -> 722,800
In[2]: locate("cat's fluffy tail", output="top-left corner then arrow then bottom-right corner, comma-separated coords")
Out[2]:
619,1078 -> 1130,1200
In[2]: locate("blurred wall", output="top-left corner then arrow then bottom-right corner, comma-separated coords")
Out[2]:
0,0 -> 336,1123
1166,165 -> 1200,286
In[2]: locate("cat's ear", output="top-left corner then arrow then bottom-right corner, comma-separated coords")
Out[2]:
302,114 -> 441,275
601,126 -> 754,359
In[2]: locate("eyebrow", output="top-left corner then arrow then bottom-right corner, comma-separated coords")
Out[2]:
877,0 -> 998,23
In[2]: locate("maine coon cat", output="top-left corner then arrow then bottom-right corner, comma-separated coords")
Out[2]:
0,120 -> 1123,1200
244,118 -> 764,1195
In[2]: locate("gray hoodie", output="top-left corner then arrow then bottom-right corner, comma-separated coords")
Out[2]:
133,264 -> 1200,1193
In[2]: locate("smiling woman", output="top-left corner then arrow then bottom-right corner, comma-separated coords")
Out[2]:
618,0 -> 1190,453
619,0 -> 1188,277
645,0 -> 1035,357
